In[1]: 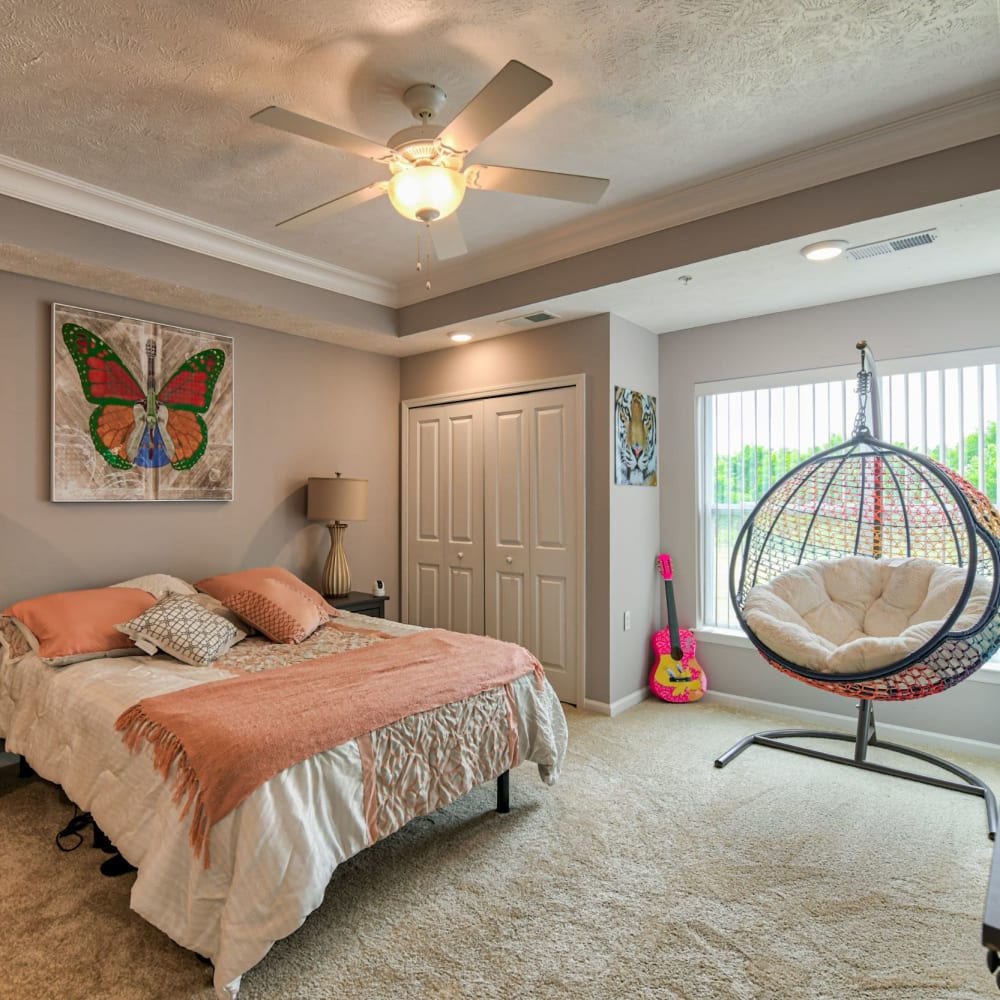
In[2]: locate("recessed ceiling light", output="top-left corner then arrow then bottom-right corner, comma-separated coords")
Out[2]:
800,240 -> 849,261
449,332 -> 472,343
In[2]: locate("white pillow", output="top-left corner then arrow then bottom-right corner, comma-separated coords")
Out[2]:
116,594 -> 245,666
111,573 -> 198,599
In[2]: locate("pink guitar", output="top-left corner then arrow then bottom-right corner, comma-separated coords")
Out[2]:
650,553 -> 707,703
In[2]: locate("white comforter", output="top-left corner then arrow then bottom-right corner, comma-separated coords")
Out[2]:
0,612 -> 568,998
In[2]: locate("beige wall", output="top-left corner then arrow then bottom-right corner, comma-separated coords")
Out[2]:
609,315 -> 661,706
0,271 -> 401,612
400,316 -> 612,704
659,273 -> 1000,745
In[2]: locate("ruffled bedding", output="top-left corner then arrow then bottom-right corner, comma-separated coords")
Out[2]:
0,610 -> 568,998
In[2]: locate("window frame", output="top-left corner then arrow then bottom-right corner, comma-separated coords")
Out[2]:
694,347 -> 1000,678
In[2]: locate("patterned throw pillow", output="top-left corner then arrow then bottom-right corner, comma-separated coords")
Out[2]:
116,594 -> 245,666
0,616 -> 32,664
224,577 -> 327,644
195,566 -> 338,615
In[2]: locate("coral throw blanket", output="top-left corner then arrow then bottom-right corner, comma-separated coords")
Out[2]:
116,629 -> 544,865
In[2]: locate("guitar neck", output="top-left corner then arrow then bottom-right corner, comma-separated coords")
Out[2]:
663,576 -> 683,661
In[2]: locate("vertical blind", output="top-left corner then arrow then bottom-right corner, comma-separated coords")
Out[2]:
697,352 -> 1000,630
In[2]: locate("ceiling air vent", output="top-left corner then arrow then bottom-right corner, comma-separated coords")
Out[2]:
845,229 -> 938,261
500,310 -> 560,327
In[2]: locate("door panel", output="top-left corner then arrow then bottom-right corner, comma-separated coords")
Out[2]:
443,406 -> 484,634
529,392 -> 577,702
448,565 -> 478,635
494,411 -> 526,545
485,387 -> 578,704
408,413 -> 443,628
484,400 -> 530,647
494,572 -> 526,645
535,574 -> 570,689
534,406 -> 567,547
449,412 -> 478,546
414,563 -> 440,626
406,401 -> 484,633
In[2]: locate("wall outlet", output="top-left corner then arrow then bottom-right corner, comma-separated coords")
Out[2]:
623,610 -> 631,631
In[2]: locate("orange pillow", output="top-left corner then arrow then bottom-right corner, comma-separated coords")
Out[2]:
223,578 -> 327,644
195,567 -> 337,615
2,587 -> 157,666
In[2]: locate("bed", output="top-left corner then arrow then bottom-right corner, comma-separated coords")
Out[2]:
0,569 -> 568,998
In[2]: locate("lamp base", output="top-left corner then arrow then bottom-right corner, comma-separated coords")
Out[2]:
322,521 -> 352,598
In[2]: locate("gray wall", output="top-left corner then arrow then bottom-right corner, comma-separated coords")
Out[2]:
0,271 -> 401,612
399,315 -> 612,704
659,273 -> 1000,746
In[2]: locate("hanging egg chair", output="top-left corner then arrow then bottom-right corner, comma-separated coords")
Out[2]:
715,342 -> 1000,839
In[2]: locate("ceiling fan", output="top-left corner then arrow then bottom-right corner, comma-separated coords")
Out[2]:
251,60 -> 610,262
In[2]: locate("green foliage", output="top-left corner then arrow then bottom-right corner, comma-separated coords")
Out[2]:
713,435 -> 844,504
715,423 -> 997,504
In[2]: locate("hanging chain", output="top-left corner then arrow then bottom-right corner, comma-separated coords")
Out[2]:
853,339 -> 871,435
415,224 -> 432,291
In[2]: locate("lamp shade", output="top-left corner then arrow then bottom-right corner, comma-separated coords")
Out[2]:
307,477 -> 368,522
387,165 -> 466,223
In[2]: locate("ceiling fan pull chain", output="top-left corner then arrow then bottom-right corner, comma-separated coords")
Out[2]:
415,225 -> 422,272
425,224 -> 432,291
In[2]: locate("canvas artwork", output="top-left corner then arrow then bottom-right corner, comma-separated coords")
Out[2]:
614,386 -> 657,486
52,304 -> 234,501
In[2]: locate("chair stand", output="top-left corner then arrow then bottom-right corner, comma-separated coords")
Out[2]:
715,699 -> 997,840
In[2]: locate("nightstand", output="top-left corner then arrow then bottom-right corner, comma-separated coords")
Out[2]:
329,591 -> 389,618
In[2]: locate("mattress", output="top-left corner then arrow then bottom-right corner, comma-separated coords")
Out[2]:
0,611 -> 568,997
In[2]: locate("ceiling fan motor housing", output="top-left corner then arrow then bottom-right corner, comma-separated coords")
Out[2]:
402,83 -> 447,122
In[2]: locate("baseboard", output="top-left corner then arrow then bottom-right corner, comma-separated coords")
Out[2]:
703,689 -> 1000,763
582,688 -> 649,717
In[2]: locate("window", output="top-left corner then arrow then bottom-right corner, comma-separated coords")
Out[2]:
697,349 -> 1000,632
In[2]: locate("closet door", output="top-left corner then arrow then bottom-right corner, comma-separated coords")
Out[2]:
484,387 -> 578,703
406,401 -> 484,634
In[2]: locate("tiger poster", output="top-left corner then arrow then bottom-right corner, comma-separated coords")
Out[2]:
52,304 -> 234,501
614,386 -> 657,486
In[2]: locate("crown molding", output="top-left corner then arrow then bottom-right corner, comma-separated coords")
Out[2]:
398,90 -> 1000,303
1,89 -> 997,313
0,153 -> 398,307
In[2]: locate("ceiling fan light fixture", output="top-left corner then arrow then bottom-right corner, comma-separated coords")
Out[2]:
800,239 -> 849,261
387,164 -> 466,223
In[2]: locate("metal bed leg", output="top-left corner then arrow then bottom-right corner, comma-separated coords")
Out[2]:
715,702 -> 997,841
496,770 -> 510,813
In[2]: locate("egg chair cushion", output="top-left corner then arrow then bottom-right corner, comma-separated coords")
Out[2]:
743,556 -> 993,675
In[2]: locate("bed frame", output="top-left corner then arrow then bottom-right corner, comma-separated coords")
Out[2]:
19,753 -> 511,810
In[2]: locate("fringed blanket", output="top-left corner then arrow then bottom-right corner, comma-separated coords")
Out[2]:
116,629 -> 544,865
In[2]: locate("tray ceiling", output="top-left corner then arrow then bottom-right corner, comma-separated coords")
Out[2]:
0,0 -> 998,345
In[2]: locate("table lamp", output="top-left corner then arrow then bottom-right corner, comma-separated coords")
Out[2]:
307,474 -> 368,597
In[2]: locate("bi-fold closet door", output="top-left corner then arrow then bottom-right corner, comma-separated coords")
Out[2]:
405,386 -> 579,704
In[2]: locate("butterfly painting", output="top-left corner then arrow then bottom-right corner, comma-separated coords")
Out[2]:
52,305 -> 233,501
62,324 -> 225,471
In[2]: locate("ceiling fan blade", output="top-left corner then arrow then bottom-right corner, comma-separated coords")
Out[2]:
439,61 -> 552,155
465,164 -> 609,204
429,214 -> 468,260
275,182 -> 388,231
251,106 -> 395,163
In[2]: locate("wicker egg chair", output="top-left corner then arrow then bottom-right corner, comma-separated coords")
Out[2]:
716,342 -> 1000,839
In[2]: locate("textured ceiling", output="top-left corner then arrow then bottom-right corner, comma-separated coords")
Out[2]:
1,0 -> 998,301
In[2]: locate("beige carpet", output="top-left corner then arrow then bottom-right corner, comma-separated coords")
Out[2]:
1,698 -> 997,1000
